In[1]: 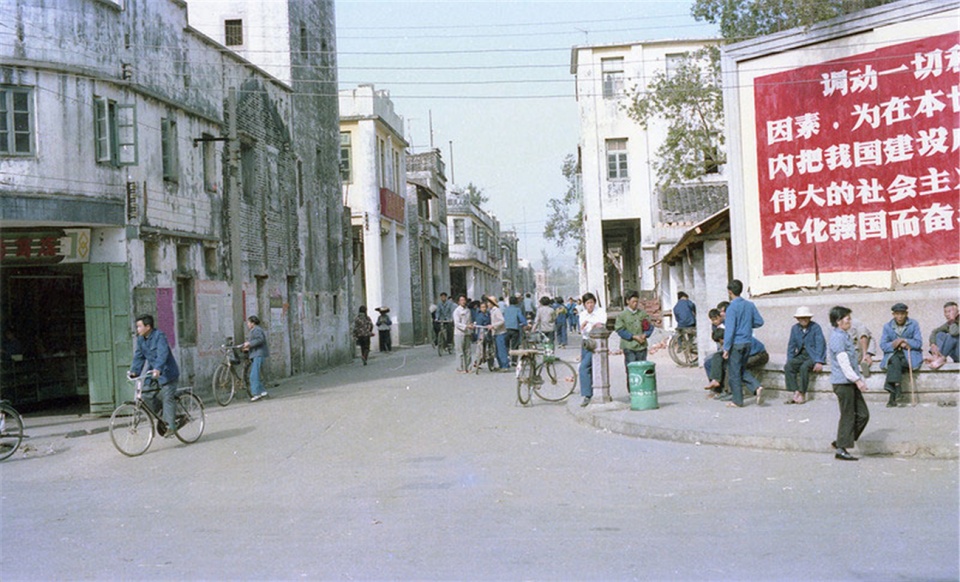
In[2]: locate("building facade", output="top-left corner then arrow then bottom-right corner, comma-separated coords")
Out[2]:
498,229 -> 520,298
0,0 -> 349,413
406,149 -> 450,344
446,192 -> 501,300
571,39 -> 723,312
340,85 -> 412,347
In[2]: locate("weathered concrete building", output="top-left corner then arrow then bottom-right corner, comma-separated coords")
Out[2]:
406,149 -> 450,344
446,191 -> 501,300
0,0 -> 349,412
498,229 -> 520,298
721,0 -> 958,357
340,85 -> 412,347
571,39 -> 724,316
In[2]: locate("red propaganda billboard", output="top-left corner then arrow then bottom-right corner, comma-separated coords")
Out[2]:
753,31 -> 960,277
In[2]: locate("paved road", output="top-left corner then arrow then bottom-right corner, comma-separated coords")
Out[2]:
2,345 -> 957,580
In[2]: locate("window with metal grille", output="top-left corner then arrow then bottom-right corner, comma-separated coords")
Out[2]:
339,132 -> 351,183
224,19 -> 243,47
601,57 -> 624,99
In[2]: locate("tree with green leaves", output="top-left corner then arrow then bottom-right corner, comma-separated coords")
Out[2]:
626,0 -> 898,188
543,154 -> 584,261
462,182 -> 488,209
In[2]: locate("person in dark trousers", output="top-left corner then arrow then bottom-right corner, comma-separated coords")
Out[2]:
352,306 -> 374,365
722,279 -> 764,408
502,295 -> 528,366
375,307 -> 392,352
879,303 -> 923,407
128,314 -> 180,435
926,301 -> 959,369
827,305 -> 869,461
783,306 -> 826,405
243,315 -> 270,401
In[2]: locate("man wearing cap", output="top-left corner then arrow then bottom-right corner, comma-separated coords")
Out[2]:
879,303 -> 923,407
375,307 -> 392,352
783,306 -> 826,405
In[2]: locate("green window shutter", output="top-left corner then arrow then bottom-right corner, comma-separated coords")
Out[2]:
117,103 -> 138,166
94,97 -> 111,163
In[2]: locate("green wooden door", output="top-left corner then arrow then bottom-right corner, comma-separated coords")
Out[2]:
82,263 -> 131,414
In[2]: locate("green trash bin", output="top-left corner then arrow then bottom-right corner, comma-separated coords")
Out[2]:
627,361 -> 658,410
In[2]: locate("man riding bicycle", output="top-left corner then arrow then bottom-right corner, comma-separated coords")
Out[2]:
128,314 -> 180,437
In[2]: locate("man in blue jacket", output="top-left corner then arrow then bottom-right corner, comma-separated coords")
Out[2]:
880,302 -> 923,407
783,306 -> 826,405
128,314 -> 180,436
502,296 -> 528,366
722,279 -> 764,407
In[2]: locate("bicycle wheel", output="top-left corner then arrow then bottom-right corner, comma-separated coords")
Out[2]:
110,403 -> 154,457
174,393 -> 205,444
535,359 -> 578,402
486,344 -> 497,372
0,404 -> 24,461
516,359 -> 533,406
437,331 -> 445,357
212,364 -> 236,406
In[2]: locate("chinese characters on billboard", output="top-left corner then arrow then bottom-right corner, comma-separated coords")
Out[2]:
753,32 -> 959,278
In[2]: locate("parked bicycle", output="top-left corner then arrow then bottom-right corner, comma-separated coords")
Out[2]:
470,326 -> 497,373
109,373 -> 205,457
213,344 -> 251,406
0,399 -> 24,461
436,320 -> 454,357
509,333 -> 578,405
668,327 -> 698,367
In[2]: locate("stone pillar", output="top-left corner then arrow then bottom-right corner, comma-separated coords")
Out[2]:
589,327 -> 612,403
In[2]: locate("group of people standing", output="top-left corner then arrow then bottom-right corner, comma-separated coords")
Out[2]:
701,278 -> 958,461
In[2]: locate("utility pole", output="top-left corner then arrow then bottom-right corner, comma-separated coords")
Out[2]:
448,140 -> 454,184
228,87 -> 245,345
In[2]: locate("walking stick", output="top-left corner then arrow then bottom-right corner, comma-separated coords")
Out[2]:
906,346 -> 917,406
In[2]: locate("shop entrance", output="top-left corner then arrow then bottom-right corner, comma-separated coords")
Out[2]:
1,264 -> 88,410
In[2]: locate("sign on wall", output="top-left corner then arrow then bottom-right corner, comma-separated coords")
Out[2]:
0,228 -> 91,265
753,32 -> 959,282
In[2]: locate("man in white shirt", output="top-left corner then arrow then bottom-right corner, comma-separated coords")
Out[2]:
452,295 -> 474,373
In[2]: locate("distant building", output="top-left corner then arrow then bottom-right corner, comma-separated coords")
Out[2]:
498,230 -> 520,298
571,38 -> 725,315
446,192 -> 501,300
340,85 -> 412,347
406,149 -> 450,344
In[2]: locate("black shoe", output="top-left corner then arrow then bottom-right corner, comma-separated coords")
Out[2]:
580,397 -> 591,407
835,448 -> 858,461
831,441 -> 837,449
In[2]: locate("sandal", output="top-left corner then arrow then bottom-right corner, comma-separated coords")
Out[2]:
726,402 -> 742,408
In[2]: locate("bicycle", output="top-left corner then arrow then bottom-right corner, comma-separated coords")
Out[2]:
668,327 -> 698,367
470,326 -> 497,373
109,373 -> 205,457
509,333 -> 578,406
212,344 -> 251,406
0,400 -> 24,461
436,320 -> 454,357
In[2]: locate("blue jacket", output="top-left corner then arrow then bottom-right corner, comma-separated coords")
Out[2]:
130,329 -> 179,385
673,298 -> 697,328
723,297 -> 764,351
880,317 -> 923,369
503,305 -> 527,330
786,321 -> 826,364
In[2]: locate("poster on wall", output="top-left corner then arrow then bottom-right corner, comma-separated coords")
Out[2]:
753,31 -> 959,284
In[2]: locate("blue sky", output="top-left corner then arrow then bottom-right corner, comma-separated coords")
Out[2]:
336,1 -> 718,269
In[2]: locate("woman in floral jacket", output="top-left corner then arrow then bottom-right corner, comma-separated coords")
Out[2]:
352,306 -> 374,365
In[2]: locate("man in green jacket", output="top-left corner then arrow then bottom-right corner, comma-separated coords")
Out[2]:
615,291 -> 654,380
